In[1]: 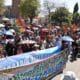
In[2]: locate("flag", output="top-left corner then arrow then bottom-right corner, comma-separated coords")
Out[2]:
18,16 -> 26,29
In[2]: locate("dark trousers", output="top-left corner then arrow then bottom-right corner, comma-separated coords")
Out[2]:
71,48 -> 78,60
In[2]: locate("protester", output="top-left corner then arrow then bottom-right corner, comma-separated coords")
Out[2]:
61,41 -> 68,50
40,39 -> 47,50
71,41 -> 78,61
0,18 -> 79,59
32,43 -> 39,51
14,34 -> 20,55
5,41 -> 14,56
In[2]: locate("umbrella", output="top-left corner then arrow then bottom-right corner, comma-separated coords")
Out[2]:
2,17 -> 10,21
18,40 -> 36,44
0,24 -> 5,28
4,31 -> 13,36
10,29 -> 15,33
4,31 -> 14,39
61,36 -> 74,42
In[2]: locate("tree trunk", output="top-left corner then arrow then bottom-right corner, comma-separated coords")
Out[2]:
30,16 -> 34,24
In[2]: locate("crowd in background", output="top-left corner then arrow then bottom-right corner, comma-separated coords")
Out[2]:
0,21 -> 79,62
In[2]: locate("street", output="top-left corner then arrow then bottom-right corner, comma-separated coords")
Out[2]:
52,58 -> 80,80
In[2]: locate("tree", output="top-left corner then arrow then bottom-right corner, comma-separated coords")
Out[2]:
73,3 -> 78,14
0,0 -> 4,15
51,7 -> 70,25
72,13 -> 80,24
19,0 -> 40,23
72,3 -> 80,25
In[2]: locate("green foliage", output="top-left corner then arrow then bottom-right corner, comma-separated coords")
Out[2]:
72,3 -> 80,25
19,0 -> 40,23
72,13 -> 80,24
73,3 -> 78,14
0,0 -> 4,15
51,7 -> 70,25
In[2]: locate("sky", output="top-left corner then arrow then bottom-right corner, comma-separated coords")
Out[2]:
4,0 -> 12,6
54,0 -> 80,13
41,0 -> 80,12
4,0 -> 80,13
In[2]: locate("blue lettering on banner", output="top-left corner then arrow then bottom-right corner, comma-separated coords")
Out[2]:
0,48 -> 68,80
13,51 -> 67,80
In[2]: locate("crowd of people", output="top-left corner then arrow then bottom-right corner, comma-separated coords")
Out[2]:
0,21 -> 79,61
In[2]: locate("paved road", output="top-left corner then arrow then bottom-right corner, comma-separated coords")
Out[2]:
51,58 -> 80,80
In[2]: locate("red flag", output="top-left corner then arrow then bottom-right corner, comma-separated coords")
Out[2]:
18,16 -> 26,28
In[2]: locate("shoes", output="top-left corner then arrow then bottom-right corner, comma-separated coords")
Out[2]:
74,58 -> 77,60
70,58 -> 77,62
70,59 -> 74,62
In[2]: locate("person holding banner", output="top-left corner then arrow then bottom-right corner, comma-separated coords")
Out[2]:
71,40 -> 78,61
5,41 -> 14,56
14,34 -> 21,55
61,40 -> 68,50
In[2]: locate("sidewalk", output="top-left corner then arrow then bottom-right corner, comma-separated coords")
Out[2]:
51,58 -> 80,80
